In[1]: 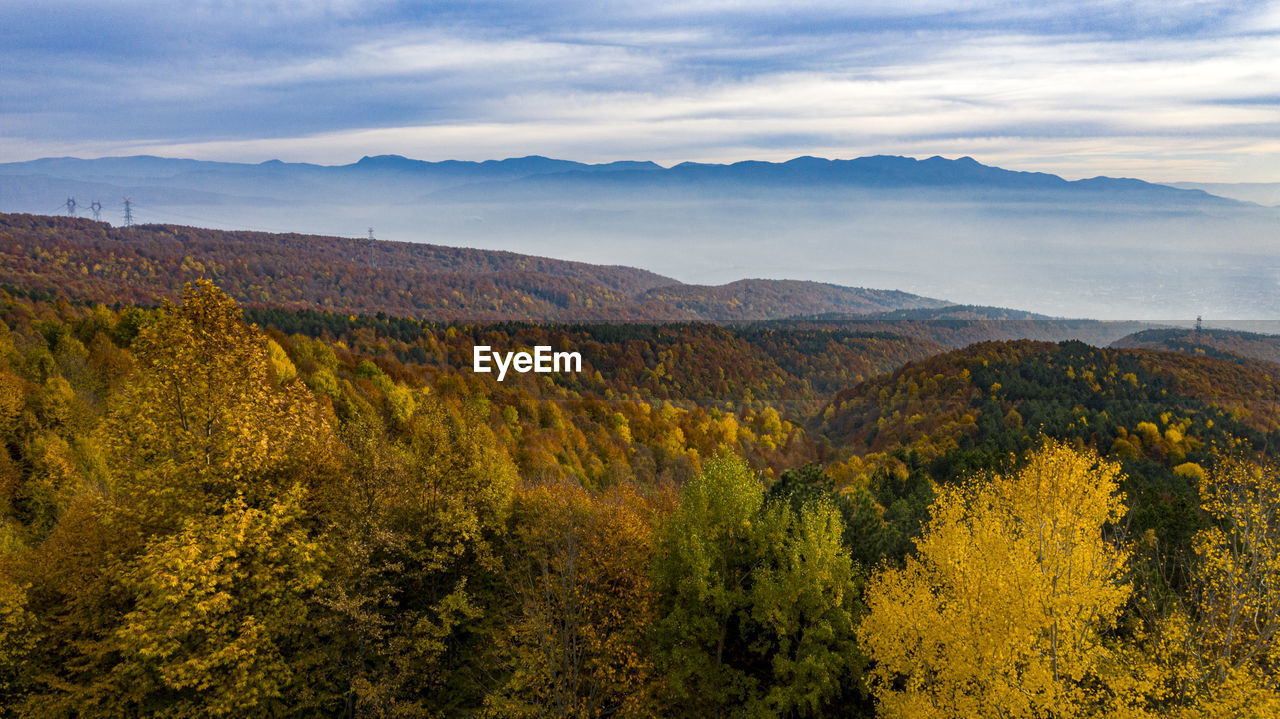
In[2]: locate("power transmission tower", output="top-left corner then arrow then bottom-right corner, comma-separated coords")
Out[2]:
1195,314 -> 1203,341
122,197 -> 133,227
65,197 -> 77,217
90,200 -> 102,221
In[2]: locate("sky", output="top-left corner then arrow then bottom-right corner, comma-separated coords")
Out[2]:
2,0 -> 1279,182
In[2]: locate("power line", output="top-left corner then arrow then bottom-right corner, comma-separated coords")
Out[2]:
47,196 -> 370,240
109,202 -> 356,237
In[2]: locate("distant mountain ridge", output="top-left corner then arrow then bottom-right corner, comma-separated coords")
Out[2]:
1170,181 -> 1280,207
0,153 -> 1237,209
499,154 -> 1224,196
3,154 -> 1270,321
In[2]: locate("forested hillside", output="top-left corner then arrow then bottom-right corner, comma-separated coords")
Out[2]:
1113,326 -> 1280,365
631,280 -> 947,321
781,314 -> 1153,348
0,214 -> 946,322
817,340 -> 1280,564
3,278 -> 1280,717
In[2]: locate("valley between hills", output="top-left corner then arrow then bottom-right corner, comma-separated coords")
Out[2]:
3,204 -> 1280,716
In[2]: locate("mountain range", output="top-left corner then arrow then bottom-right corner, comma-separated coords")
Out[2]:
0,153 -> 1234,209
1,153 -> 1276,320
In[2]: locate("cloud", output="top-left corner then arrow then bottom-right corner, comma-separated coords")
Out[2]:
1,0 -> 1277,180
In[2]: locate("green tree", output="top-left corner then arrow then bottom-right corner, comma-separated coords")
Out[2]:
651,453 -> 864,718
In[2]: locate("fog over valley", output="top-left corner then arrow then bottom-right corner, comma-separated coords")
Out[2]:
2,153 -> 1275,320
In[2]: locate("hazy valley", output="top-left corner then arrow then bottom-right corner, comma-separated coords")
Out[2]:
3,153 -> 1276,321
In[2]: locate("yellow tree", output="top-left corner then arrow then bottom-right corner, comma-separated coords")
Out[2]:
0,569 -> 36,714
859,441 -> 1153,719
485,481 -> 668,718
105,279 -> 333,534
17,281 -> 337,717
1150,457 -> 1280,716
112,488 -> 323,718
313,399 -> 517,716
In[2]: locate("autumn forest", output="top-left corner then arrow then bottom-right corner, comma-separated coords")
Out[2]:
2,214 -> 1280,718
